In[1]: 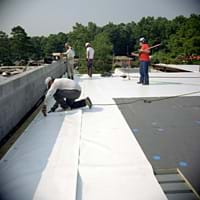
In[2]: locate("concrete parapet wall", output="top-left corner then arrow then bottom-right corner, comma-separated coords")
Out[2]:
0,61 -> 66,142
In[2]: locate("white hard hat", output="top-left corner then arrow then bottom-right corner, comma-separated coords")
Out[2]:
45,76 -> 52,86
2,72 -> 7,76
139,37 -> 145,42
85,42 -> 90,47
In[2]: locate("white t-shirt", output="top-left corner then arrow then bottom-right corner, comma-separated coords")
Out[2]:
44,78 -> 81,104
86,47 -> 95,59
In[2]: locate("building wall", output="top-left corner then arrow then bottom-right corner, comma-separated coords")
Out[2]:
0,61 -> 66,142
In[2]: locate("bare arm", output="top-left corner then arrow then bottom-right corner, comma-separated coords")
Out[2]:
131,52 -> 139,57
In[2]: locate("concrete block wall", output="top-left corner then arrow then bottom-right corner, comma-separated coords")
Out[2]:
0,61 -> 66,142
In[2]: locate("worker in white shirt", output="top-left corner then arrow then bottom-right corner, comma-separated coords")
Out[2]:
85,42 -> 95,77
63,43 -> 75,79
42,77 -> 92,116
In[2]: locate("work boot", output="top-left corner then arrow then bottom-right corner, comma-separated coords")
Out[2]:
85,97 -> 92,109
50,102 -> 59,112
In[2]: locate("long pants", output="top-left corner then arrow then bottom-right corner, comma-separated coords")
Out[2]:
87,59 -> 93,77
51,89 -> 86,111
66,60 -> 74,79
139,61 -> 150,84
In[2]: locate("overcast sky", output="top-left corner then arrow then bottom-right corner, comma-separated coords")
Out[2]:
0,0 -> 199,36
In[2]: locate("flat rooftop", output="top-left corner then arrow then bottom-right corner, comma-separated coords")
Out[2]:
0,69 -> 200,199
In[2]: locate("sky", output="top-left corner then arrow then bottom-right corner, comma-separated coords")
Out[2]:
0,0 -> 199,37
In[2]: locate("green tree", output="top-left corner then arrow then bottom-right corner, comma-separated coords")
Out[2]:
167,14 -> 200,63
67,23 -> 91,59
43,34 -> 62,56
30,36 -> 44,60
0,31 -> 12,65
40,36 -> 48,57
103,22 -> 131,55
10,26 -> 32,63
56,32 -> 68,52
87,22 -> 101,42
125,21 -> 137,54
93,32 -> 113,73
5,14 -> 200,66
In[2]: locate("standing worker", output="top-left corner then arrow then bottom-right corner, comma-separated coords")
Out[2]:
132,37 -> 150,85
85,42 -> 95,78
42,77 -> 92,116
63,43 -> 75,79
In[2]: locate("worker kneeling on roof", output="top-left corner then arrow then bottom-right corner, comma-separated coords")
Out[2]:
42,77 -> 92,116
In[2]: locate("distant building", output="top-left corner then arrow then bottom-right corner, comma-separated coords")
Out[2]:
113,56 -> 133,68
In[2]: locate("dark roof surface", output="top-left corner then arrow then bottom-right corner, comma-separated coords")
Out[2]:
115,96 -> 200,195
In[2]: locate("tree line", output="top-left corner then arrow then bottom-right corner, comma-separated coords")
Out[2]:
0,14 -> 199,73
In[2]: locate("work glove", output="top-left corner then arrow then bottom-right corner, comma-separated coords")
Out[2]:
42,104 -> 47,117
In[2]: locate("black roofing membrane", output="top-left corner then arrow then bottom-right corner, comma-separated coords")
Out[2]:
115,96 -> 200,194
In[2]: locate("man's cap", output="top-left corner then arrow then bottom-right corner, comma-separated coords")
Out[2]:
45,76 -> 52,86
